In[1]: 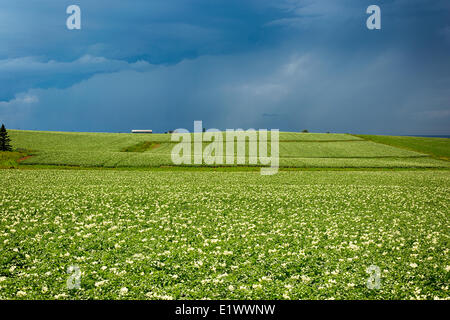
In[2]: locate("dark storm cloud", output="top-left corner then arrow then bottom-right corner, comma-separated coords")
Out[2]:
0,0 -> 449,134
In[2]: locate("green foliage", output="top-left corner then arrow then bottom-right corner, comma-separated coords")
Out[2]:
0,169 -> 448,299
6,130 -> 450,168
357,135 -> 450,161
0,124 -> 12,152
0,151 -> 27,168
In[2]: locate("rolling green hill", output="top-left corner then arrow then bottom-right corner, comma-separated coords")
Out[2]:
5,130 -> 450,169
356,135 -> 450,161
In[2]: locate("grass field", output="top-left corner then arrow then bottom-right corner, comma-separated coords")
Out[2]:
357,135 -> 450,161
1,170 -> 449,299
7,130 -> 450,168
0,151 -> 27,169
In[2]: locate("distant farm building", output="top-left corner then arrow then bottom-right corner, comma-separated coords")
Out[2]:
131,129 -> 153,134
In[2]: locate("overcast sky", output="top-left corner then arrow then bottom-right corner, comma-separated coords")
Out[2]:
0,0 -> 449,134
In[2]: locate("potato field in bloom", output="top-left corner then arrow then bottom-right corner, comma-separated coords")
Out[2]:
1,169 -> 449,300
9,130 -> 450,169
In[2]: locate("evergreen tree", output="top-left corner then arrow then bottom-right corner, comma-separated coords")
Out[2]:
0,124 -> 12,151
